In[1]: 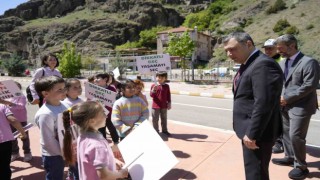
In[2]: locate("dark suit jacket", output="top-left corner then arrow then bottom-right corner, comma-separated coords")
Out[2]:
233,51 -> 283,142
279,52 -> 320,115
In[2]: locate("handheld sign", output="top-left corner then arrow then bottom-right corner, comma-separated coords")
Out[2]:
112,67 -> 121,79
136,54 -> 171,74
0,80 -> 23,99
84,82 -> 116,108
118,121 -> 178,180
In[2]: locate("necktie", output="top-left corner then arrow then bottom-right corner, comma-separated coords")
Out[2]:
284,58 -> 290,79
234,64 -> 245,91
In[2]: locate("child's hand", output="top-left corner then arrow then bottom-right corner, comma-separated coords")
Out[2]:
118,168 -> 129,178
167,103 -> 171,110
19,132 -> 27,140
112,144 -> 123,160
152,85 -> 158,92
115,159 -> 125,170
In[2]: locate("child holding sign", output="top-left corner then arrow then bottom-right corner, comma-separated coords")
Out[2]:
112,80 -> 149,139
62,101 -> 128,180
9,82 -> 33,162
150,72 -> 172,136
34,76 -> 68,180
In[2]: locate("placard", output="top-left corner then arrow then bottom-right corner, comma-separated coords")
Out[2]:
0,80 -> 23,99
136,54 -> 171,74
84,82 -> 116,108
118,121 -> 178,180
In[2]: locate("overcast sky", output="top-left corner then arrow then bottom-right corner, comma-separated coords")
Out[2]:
0,0 -> 29,15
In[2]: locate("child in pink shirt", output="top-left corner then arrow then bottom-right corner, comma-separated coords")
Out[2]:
0,102 -> 27,180
9,82 -> 32,162
62,101 -> 128,180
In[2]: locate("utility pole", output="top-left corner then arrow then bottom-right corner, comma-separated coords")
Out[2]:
191,26 -> 197,82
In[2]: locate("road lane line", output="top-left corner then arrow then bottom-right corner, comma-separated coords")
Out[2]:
171,102 -> 232,111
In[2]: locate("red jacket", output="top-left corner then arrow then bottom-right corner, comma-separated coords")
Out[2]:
150,83 -> 171,109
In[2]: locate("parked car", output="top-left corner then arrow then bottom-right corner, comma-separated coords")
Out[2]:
203,67 -> 229,76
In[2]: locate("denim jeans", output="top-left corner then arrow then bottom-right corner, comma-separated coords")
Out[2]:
42,155 -> 64,180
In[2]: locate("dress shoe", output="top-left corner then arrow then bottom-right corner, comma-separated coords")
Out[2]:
288,168 -> 309,179
272,157 -> 294,166
272,142 -> 284,154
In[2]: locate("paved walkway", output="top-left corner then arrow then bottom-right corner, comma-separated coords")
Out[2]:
11,120 -> 320,180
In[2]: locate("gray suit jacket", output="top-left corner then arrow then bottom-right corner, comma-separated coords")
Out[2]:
279,52 -> 320,115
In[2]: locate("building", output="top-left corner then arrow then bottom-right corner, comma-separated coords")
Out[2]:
157,26 -> 213,68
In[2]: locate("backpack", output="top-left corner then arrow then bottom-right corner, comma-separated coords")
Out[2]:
26,69 -> 45,103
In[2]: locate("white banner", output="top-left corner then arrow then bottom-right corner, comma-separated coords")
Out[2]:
118,121 -> 178,180
112,67 -> 121,79
0,80 -> 23,99
136,54 -> 171,74
84,82 -> 116,108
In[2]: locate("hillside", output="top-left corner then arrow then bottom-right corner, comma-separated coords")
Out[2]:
0,0 -> 319,63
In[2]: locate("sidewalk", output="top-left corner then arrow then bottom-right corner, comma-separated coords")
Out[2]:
11,120 -> 320,180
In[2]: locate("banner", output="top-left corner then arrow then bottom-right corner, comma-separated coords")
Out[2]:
0,80 -> 23,99
136,54 -> 171,74
84,82 -> 116,108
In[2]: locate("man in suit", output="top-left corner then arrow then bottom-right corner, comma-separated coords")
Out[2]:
223,32 -> 283,180
272,34 -> 319,180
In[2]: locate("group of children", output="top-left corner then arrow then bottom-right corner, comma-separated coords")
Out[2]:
2,71 -> 172,180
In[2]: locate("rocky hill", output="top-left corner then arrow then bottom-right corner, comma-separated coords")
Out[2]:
0,0 -> 319,63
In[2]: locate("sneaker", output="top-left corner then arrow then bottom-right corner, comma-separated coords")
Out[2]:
288,168 -> 309,179
23,153 -> 32,162
272,142 -> 284,153
11,153 -> 20,162
272,157 -> 294,166
162,131 -> 171,136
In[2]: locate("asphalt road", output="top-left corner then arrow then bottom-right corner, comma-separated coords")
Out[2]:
19,80 -> 320,147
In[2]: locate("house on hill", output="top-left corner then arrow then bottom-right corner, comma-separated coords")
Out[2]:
157,26 -> 213,68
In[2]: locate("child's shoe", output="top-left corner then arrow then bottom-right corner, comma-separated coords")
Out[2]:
11,153 -> 20,162
24,153 -> 32,162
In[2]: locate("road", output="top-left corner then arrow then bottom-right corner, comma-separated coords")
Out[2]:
18,80 -> 320,147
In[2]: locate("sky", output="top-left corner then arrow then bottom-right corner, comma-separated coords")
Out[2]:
0,0 -> 29,15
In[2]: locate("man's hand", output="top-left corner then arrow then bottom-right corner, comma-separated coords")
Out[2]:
280,96 -> 287,106
243,135 -> 259,150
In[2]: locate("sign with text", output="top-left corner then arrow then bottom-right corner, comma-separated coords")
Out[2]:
136,54 -> 171,74
118,121 -> 178,180
84,82 -> 116,108
0,80 -> 23,99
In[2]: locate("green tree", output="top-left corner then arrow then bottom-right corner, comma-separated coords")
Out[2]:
207,47 -> 228,68
57,42 -> 82,78
139,26 -> 171,48
2,53 -> 26,76
165,31 -> 195,81
109,52 -> 128,79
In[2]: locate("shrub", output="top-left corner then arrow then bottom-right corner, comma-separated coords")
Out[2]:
285,26 -> 299,35
273,19 -> 290,32
306,24 -> 314,30
266,0 -> 286,14
2,53 -> 26,76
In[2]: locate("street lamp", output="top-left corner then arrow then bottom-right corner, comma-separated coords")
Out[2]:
191,26 -> 197,82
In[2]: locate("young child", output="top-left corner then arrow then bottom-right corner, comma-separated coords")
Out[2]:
134,79 -> 148,106
62,101 -> 128,180
93,73 -> 119,145
0,100 -> 27,180
150,72 -> 172,136
9,82 -> 32,162
112,80 -> 149,139
34,75 -> 68,180
63,78 -> 83,107
62,78 -> 83,180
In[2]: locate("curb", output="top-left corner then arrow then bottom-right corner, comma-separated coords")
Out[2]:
170,90 -> 233,99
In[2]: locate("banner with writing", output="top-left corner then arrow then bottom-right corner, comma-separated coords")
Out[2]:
136,54 -> 171,74
84,82 -> 116,108
0,80 -> 23,99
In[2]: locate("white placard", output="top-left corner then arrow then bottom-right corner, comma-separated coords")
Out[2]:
118,121 -> 178,180
0,80 -> 23,99
84,82 -> 116,108
136,54 -> 171,74
112,67 -> 121,79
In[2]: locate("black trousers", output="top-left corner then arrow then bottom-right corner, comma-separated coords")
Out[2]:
98,116 -> 119,144
242,141 -> 274,180
0,141 -> 13,180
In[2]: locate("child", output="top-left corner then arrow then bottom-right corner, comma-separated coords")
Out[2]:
134,79 -> 148,106
34,75 -> 68,180
0,101 -> 27,180
93,73 -> 119,144
87,75 -> 95,84
62,78 -> 83,180
62,101 -> 128,180
150,72 -> 172,136
63,78 -> 83,107
9,82 -> 32,162
112,80 -> 149,139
